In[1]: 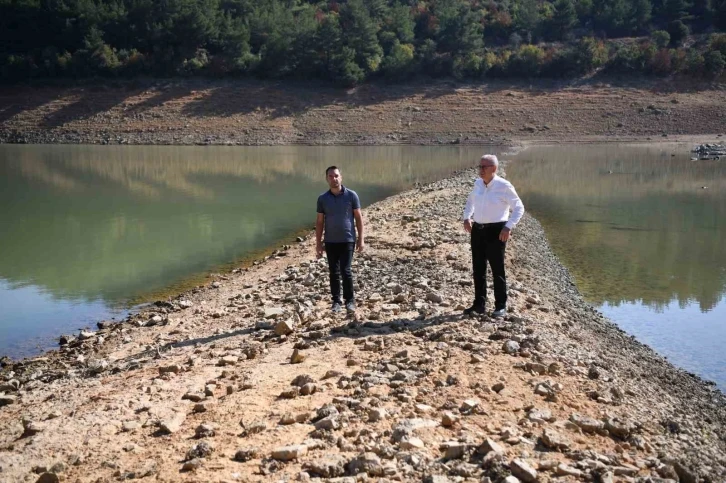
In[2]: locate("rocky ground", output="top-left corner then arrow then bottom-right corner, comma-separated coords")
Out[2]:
0,168 -> 724,483
1,79 -> 725,146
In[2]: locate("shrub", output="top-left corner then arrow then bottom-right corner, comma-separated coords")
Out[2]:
651,30 -> 671,48
704,50 -> 725,76
667,20 -> 689,46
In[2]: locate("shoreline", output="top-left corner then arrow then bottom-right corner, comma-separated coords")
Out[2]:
0,167 -> 724,482
1,79 -> 724,147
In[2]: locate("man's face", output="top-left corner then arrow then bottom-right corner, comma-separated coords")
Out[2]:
479,159 -> 497,179
327,169 -> 342,189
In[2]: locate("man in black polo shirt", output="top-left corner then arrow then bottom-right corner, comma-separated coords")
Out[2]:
316,166 -> 365,314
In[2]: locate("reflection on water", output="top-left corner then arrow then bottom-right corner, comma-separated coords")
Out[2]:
507,143 -> 726,389
0,144 -> 490,356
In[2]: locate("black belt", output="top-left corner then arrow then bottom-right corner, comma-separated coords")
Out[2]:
473,221 -> 506,228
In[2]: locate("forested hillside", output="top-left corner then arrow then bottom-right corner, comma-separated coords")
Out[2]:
1,0 -> 725,84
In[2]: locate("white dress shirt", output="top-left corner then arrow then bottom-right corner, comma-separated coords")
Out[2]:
462,175 -> 525,229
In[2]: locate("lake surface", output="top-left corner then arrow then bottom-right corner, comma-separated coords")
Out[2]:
0,144 -> 491,356
507,143 -> 726,390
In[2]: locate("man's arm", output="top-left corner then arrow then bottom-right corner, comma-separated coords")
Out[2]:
500,184 -> 525,242
462,190 -> 475,233
353,209 -> 364,252
315,213 -> 325,258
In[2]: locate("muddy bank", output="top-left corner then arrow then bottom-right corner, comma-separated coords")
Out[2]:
0,168 -> 724,483
1,79 -> 725,146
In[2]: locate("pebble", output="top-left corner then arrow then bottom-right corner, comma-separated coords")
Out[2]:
272,445 -> 308,461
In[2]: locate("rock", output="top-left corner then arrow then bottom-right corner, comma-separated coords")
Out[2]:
35,473 -> 59,483
347,452 -> 384,476
471,354 -> 486,363
300,383 -> 317,396
275,318 -> 295,336
122,421 -> 139,432
182,392 -> 205,402
460,399 -> 480,412
272,445 -> 308,461
503,340 -> 520,354
291,349 -> 306,364
441,441 -> 467,459
510,459 -> 537,482
604,417 -> 632,439
159,364 -> 183,375
314,415 -> 340,430
540,428 -> 570,451
303,455 -> 347,478
264,307 -> 285,319
503,477 -> 522,483
391,418 -> 438,442
555,463 -> 582,477
159,412 -> 186,434
674,462 -> 698,483
279,387 -> 300,399
426,292 -> 444,303
441,411 -> 459,427
218,356 -> 238,366
186,441 -> 214,459
195,423 -> 215,438
78,330 -> 95,340
0,395 -> 17,407
22,419 -> 45,437
478,438 -> 505,455
368,408 -> 387,422
182,458 -> 203,471
570,413 -> 605,433
234,447 -> 260,462
400,437 -> 425,450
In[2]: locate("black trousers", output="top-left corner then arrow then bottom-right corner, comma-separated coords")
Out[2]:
471,222 -> 507,310
325,242 -> 355,304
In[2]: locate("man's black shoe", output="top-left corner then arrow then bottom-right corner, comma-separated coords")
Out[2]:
463,304 -> 486,315
492,307 -> 507,318
332,302 -> 342,313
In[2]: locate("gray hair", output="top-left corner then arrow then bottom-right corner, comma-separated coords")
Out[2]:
481,154 -> 499,167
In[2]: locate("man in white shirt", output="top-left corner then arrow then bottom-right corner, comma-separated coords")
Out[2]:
462,154 -> 525,317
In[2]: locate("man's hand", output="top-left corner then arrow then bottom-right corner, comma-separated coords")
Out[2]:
356,239 -> 365,252
499,227 -> 511,242
464,219 -> 472,233
316,241 -> 324,258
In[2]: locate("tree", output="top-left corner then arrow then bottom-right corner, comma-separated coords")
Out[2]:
667,20 -> 689,45
340,0 -> 383,73
628,0 -> 653,33
704,49 -> 725,75
651,30 -> 671,48
381,40 -> 415,80
552,0 -> 579,38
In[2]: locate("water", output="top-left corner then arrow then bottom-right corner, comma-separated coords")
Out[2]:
507,143 -> 726,390
0,144 -> 492,357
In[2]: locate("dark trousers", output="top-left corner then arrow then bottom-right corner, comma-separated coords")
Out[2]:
471,222 -> 507,310
325,242 -> 355,304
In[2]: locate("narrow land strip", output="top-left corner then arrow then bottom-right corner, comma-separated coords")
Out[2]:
0,169 -> 724,482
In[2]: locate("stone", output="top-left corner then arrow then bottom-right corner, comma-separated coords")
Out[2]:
186,441 -> 214,459
78,330 -> 96,340
159,412 -> 186,434
303,455 -> 347,478
503,340 -> 520,354
275,318 -> 295,336
441,411 -> 459,427
460,399 -> 480,412
605,417 -> 632,439
300,383 -> 317,396
368,408 -> 388,422
218,356 -> 238,366
478,438 -> 505,455
510,459 -> 537,483
0,395 -> 17,407
195,423 -> 215,438
347,452 -> 384,476
22,419 -> 45,437
122,421 -> 139,432
570,413 -> 605,433
272,445 -> 308,461
400,437 -> 425,450
234,447 -> 260,462
426,292 -> 444,303
159,364 -> 183,375
35,474 -> 59,483
264,307 -> 285,319
391,418 -> 438,442
182,392 -> 205,402
471,354 -> 486,363
291,349 -> 306,364
540,428 -> 570,451
555,463 -> 582,477
182,458 -> 203,471
442,441 -> 468,459
314,415 -> 340,431
503,477 -> 522,483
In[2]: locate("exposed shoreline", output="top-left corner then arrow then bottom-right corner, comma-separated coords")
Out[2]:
0,166 -> 724,482
1,79 -> 724,147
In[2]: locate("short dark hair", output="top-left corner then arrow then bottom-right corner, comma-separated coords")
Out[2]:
325,166 -> 340,176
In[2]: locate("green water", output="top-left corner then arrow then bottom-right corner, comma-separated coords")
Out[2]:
507,143 -> 726,390
0,144 -> 491,356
